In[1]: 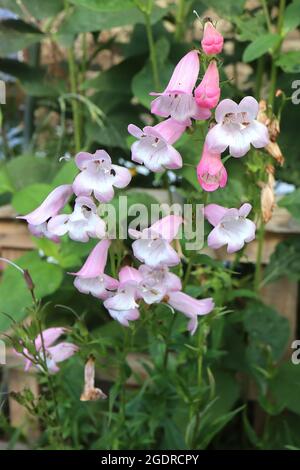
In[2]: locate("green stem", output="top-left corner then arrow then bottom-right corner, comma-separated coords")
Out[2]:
197,326 -> 203,387
143,11 -> 160,89
163,312 -> 177,369
183,255 -> 193,290
267,0 -> 286,114
261,0 -> 272,32
254,217 -> 265,293
175,0 -> 186,41
268,60 -> 278,112
255,56 -> 265,101
67,47 -> 81,153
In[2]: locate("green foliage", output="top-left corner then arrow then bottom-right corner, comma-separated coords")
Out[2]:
282,0 -> 300,34
0,0 -> 299,452
276,51 -> 300,73
278,189 -> 300,222
264,237 -> 300,283
269,363 -> 300,415
68,0 -> 134,11
243,301 -> 290,366
132,37 -> 173,108
243,34 -> 281,62
0,0 -> 64,19
0,19 -> 42,55
0,252 -> 63,331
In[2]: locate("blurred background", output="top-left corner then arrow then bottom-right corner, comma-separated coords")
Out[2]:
0,0 -> 300,450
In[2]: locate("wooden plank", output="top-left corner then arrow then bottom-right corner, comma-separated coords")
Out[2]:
7,368 -> 40,441
261,276 -> 298,344
0,222 -> 34,250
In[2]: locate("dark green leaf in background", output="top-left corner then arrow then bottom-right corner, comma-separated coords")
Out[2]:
0,251 -> 63,331
0,19 -> 42,55
243,34 -> 281,63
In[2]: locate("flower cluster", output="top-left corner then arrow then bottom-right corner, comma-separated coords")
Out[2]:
18,150 -> 132,243
17,19 -> 269,371
127,19 -> 268,253
70,217 -> 214,335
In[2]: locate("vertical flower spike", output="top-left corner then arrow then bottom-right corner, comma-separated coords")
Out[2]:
73,150 -> 132,203
17,184 -> 73,242
204,203 -> 256,253
129,215 -> 183,268
197,144 -> 227,192
150,51 -> 211,123
194,60 -> 220,109
70,239 -> 118,299
167,291 -> 214,335
128,118 -> 186,172
201,21 -> 224,55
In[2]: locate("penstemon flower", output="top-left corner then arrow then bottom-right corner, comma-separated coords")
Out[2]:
47,196 -> 106,242
16,327 -> 78,374
129,215 -> 183,268
201,20 -> 224,55
150,50 -> 211,123
138,264 -> 182,304
18,184 -> 73,242
197,143 -> 227,192
103,266 -> 142,326
166,292 -> 214,335
204,203 -> 256,253
70,239 -> 118,300
205,97 -> 269,157
128,118 -> 186,172
73,150 -> 132,202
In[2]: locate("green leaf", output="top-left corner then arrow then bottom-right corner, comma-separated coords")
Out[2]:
0,251 -> 63,331
68,0 -> 134,10
278,189 -> 300,222
131,36 -> 173,108
5,155 -> 55,191
180,166 -> 199,191
269,362 -> 300,415
11,183 -> 53,214
0,58 -> 65,97
0,0 -> 63,19
81,57 -> 142,95
234,13 -> 267,42
243,301 -> 290,365
264,237 -> 300,283
59,4 -> 165,34
283,0 -> 300,34
190,370 -> 241,448
200,0 -> 246,17
0,165 -> 13,194
243,34 -> 281,62
276,52 -> 300,74
52,161 -> 78,186
0,19 -> 42,55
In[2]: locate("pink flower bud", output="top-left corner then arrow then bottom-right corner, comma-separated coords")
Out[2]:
201,21 -> 223,55
195,60 -> 220,109
197,144 -> 227,192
